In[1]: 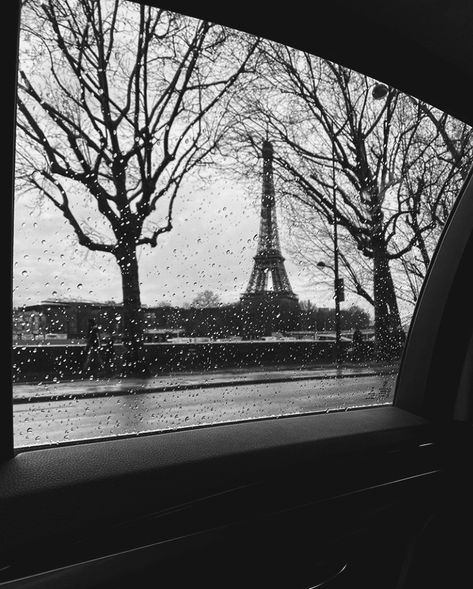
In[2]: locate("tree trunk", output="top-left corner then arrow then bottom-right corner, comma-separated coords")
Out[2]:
373,239 -> 403,361
115,246 -> 146,374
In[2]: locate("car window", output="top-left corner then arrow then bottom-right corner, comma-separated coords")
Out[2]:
12,0 -> 473,448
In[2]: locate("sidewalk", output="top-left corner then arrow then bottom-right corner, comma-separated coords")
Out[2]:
13,363 -> 398,404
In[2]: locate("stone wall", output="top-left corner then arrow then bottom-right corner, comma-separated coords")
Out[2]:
12,340 -> 374,382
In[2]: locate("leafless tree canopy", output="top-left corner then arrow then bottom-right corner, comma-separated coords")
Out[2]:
17,0 -> 258,254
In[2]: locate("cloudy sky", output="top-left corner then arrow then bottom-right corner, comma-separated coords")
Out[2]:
13,174 -> 342,310
12,0 -> 369,316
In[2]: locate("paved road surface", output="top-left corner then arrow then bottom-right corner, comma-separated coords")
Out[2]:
13,365 -> 396,401
14,372 -> 395,448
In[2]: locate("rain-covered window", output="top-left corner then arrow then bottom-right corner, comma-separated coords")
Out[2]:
13,0 -> 473,448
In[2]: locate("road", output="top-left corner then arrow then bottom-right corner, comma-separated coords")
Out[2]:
14,372 -> 396,448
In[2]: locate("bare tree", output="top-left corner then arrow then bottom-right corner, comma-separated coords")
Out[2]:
16,0 -> 259,371
413,102 -> 473,181
187,290 -> 221,308
228,43 -> 471,359
285,208 -> 375,306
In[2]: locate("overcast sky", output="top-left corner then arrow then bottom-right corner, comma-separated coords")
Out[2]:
12,0 -> 370,316
13,175 -> 343,311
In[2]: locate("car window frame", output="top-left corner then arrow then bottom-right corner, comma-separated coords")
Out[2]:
3,0 -> 20,463
2,3 -> 473,583
395,167 -> 473,420
3,0 -> 473,465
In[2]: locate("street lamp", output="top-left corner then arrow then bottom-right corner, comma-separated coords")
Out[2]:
326,87 -> 387,363
371,83 -> 389,100
330,131 -> 346,366
319,83 -> 387,364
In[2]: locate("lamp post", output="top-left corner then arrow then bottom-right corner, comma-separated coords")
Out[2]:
319,85 -> 387,364
332,141 -> 342,365
324,134 -> 346,365
315,127 -> 346,365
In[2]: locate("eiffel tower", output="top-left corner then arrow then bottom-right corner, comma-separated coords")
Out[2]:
240,140 -> 299,332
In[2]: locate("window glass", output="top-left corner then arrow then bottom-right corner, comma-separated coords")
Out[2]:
13,0 -> 473,448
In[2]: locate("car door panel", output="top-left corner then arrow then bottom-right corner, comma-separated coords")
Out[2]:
0,407 -> 447,588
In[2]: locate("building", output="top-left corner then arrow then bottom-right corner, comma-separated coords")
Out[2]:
13,299 -> 123,343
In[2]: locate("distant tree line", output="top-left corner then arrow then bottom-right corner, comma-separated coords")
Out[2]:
145,293 -> 370,338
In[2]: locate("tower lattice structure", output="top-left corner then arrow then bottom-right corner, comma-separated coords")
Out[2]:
241,140 -> 299,310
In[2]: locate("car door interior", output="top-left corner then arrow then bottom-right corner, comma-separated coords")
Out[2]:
0,408 -> 452,589
2,1 -> 473,588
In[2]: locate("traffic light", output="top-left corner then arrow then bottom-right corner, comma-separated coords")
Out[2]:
335,278 -> 345,302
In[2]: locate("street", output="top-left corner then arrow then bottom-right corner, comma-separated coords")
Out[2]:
14,370 -> 396,448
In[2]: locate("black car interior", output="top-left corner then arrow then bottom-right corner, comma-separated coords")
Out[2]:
2,1 -> 473,588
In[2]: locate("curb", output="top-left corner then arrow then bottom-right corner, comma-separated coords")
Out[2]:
13,370 -> 396,404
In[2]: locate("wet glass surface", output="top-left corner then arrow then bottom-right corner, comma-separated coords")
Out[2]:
12,0 -> 473,447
